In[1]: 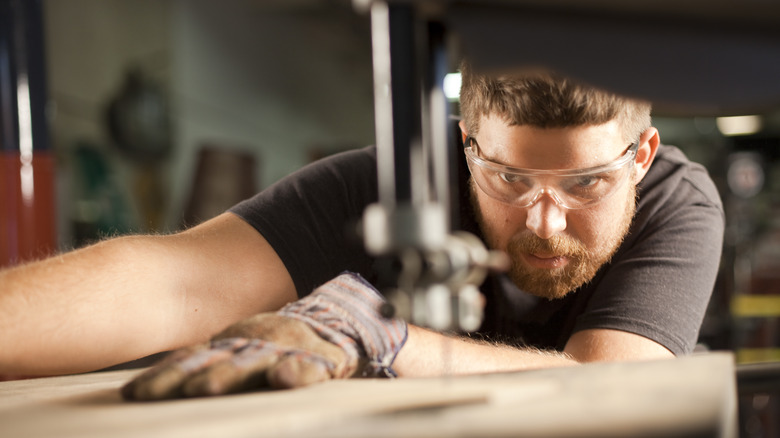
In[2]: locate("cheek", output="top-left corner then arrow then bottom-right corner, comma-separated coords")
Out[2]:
569,191 -> 633,252
473,193 -> 526,250
566,209 -> 605,251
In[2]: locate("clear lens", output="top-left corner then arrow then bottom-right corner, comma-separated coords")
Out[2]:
464,144 -> 636,209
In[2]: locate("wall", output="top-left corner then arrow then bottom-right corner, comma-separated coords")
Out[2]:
44,0 -> 375,238
45,0 -> 174,242
169,0 -> 375,225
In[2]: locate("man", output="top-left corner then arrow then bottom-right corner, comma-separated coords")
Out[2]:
0,64 -> 724,397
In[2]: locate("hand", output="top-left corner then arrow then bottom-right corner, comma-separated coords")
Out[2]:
122,272 -> 407,400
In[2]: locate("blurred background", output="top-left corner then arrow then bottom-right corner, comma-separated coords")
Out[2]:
36,0 -> 377,242
1,0 -> 778,436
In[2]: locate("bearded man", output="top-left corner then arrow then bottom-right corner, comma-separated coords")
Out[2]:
0,64 -> 724,398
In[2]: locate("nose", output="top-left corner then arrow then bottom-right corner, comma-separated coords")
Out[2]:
525,195 -> 567,239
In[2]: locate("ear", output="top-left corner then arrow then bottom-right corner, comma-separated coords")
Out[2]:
633,127 -> 660,184
458,120 -> 469,145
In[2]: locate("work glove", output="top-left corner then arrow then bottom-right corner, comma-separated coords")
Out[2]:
122,272 -> 407,400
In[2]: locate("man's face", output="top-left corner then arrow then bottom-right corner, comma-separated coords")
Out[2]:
467,115 -> 639,300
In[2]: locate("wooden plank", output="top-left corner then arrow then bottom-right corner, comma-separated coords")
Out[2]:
0,353 -> 737,438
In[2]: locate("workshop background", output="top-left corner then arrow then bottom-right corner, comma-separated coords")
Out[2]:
1,0 -> 778,436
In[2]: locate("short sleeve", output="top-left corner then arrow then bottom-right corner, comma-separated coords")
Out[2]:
573,146 -> 725,355
229,146 -> 379,297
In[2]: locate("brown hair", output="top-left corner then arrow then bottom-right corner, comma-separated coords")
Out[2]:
459,62 -> 652,143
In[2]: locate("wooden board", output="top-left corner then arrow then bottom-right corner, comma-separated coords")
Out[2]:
0,353 -> 737,438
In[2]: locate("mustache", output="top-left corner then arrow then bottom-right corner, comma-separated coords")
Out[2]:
507,232 -> 588,258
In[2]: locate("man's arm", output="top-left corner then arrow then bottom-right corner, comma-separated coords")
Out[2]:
393,325 -> 574,377
564,328 -> 674,362
393,325 -> 673,377
0,212 -> 297,376
120,272 -> 677,399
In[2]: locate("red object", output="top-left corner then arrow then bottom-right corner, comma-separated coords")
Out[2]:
0,150 -> 57,267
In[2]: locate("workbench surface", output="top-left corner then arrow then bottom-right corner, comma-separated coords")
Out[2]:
0,353 -> 737,438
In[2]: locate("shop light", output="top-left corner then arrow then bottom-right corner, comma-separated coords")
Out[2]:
716,115 -> 763,136
443,72 -> 461,101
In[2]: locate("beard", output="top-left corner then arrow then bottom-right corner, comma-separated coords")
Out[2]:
470,179 -> 637,300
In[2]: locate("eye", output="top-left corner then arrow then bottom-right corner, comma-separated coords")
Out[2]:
563,175 -> 606,197
574,175 -> 600,188
499,172 -> 522,183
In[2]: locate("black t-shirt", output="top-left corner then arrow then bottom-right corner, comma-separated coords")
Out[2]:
230,144 -> 724,356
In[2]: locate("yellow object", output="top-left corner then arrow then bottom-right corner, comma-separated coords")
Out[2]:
736,348 -> 780,364
731,295 -> 780,317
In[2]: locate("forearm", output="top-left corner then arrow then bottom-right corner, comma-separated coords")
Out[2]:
0,235 -> 193,375
1,213 -> 299,376
393,325 -> 577,377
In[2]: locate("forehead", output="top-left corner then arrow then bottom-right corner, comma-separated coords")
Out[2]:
475,114 -> 627,170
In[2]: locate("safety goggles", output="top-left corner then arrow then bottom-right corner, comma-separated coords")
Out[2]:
464,137 -> 639,209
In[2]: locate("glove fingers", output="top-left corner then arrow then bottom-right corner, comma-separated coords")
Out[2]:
267,353 -> 333,389
217,314 -> 359,380
122,339 -> 248,401
182,340 -> 282,397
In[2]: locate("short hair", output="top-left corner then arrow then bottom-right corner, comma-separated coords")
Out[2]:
459,61 -> 652,143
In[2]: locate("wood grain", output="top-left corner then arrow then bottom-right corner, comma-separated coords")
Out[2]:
0,353 -> 737,438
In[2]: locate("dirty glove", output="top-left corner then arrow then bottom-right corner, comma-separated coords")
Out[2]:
122,272 -> 407,400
